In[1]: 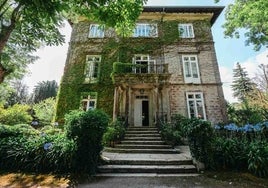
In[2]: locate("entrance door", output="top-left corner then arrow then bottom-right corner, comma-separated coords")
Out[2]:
134,97 -> 149,127
142,100 -> 149,126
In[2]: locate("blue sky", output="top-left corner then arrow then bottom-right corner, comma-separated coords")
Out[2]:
24,0 -> 268,103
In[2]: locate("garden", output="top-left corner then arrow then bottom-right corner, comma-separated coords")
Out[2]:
159,114 -> 268,178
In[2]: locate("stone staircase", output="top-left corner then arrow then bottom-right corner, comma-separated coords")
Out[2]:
98,126 -> 197,176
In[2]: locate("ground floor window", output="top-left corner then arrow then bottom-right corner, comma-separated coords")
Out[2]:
186,92 -> 206,120
81,93 -> 97,111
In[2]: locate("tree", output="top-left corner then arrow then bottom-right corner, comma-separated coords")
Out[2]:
219,0 -> 268,51
32,80 -> 58,103
6,79 -> 29,106
231,62 -> 255,102
0,0 -> 146,83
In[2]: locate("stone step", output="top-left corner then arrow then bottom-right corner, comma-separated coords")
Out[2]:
98,165 -> 197,174
124,137 -> 162,141
125,130 -> 159,134
115,144 -> 172,149
124,133 -> 161,137
127,128 -> 158,132
121,140 -> 166,145
104,159 -> 193,165
104,147 -> 180,154
95,173 -> 200,177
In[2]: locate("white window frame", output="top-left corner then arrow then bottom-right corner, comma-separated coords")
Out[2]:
182,55 -> 200,83
133,23 -> 158,38
186,92 -> 206,120
84,55 -> 101,82
81,94 -> 97,111
88,24 -> 104,38
133,55 -> 155,73
178,23 -> 194,38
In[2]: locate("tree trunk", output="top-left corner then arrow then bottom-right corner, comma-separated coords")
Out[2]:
0,62 -> 10,83
0,4 -> 21,84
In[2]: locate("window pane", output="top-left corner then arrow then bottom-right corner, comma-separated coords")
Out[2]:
185,62 -> 191,77
89,24 -> 104,38
191,62 -> 198,78
88,101 -> 95,110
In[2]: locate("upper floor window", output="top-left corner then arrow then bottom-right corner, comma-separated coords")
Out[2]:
84,55 -> 101,82
178,24 -> 194,38
133,23 -> 158,37
88,24 -> 104,38
186,92 -> 206,120
81,93 -> 97,111
182,55 -> 200,83
133,55 -> 155,73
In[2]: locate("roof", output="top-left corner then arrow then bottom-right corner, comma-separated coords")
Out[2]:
143,6 -> 224,25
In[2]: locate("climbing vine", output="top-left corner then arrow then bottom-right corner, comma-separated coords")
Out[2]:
55,19 -> 212,123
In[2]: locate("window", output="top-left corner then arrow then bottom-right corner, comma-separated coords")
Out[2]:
81,93 -> 97,111
84,55 -> 101,82
133,55 -> 155,73
133,23 -> 158,37
178,24 -> 194,38
88,24 -> 104,38
186,92 -> 206,120
182,55 -> 200,83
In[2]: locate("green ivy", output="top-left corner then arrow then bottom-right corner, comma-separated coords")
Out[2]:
55,20 -> 212,123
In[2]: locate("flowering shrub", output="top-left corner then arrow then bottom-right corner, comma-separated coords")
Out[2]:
213,122 -> 268,177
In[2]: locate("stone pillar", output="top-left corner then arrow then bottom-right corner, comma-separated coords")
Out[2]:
113,87 -> 119,120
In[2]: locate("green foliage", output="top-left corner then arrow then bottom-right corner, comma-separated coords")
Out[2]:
32,80 -> 58,103
0,124 -> 76,173
223,0 -> 268,51
102,119 -> 126,147
160,121 -> 183,147
247,141 -> 268,177
227,103 -> 264,125
185,118 -> 215,166
65,109 -> 109,174
33,97 -> 56,126
0,104 -> 32,125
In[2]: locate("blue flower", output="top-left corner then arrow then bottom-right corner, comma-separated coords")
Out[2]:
224,123 -> 238,131
44,143 -> 53,150
244,124 -> 254,132
214,125 -> 221,130
40,132 -> 46,137
31,121 -> 39,126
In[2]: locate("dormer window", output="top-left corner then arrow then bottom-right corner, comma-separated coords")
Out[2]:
88,24 -> 104,38
133,23 -> 158,37
178,23 -> 194,38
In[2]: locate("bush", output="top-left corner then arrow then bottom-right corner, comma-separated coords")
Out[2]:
247,141 -> 268,177
160,122 -> 182,146
0,104 -> 32,125
65,109 -> 109,174
102,119 -> 126,147
33,98 -> 56,126
185,118 -> 215,167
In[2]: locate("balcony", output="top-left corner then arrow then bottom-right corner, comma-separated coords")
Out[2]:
112,62 -> 171,85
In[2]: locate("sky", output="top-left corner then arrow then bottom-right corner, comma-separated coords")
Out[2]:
23,0 -> 268,103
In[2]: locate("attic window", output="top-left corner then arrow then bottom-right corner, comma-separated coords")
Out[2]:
178,24 -> 194,38
88,24 -> 104,38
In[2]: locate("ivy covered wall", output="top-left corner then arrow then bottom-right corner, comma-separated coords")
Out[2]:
55,18 -> 214,123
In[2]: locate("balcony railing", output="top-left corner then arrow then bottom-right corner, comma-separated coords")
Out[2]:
113,62 -> 169,74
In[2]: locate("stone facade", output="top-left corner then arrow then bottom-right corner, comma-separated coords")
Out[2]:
55,6 -> 227,125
